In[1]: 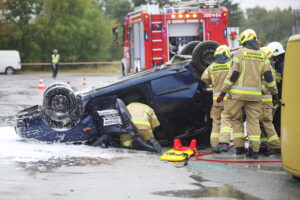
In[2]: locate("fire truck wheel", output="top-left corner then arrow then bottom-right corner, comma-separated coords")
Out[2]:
43,83 -> 83,129
179,41 -> 201,55
192,41 -> 220,72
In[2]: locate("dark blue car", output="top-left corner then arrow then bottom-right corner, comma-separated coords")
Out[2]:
15,41 -> 219,147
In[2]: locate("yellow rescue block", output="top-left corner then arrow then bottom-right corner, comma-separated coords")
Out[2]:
160,149 -> 195,162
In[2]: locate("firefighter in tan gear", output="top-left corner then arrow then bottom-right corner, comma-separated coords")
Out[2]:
259,47 -> 281,156
120,102 -> 162,152
201,45 -> 245,154
216,29 -> 279,159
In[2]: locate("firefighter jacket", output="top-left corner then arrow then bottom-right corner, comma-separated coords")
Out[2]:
201,61 -> 231,106
261,68 -> 276,105
221,47 -> 278,101
51,54 -> 60,64
127,102 -> 160,131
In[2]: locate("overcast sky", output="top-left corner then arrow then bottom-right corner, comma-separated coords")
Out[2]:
233,0 -> 300,10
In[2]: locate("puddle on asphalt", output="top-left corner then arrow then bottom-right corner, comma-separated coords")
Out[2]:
153,175 -> 261,199
245,164 -> 283,172
17,156 -> 124,174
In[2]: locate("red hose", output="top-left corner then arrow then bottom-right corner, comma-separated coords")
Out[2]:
194,151 -> 282,163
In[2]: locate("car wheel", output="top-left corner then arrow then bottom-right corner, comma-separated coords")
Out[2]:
43,83 -> 83,129
192,41 -> 220,72
5,67 -> 14,75
179,41 -> 201,55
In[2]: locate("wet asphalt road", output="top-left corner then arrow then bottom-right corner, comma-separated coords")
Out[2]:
0,73 -> 300,200
0,73 -> 119,126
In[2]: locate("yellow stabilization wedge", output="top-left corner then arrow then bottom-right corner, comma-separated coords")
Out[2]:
160,149 -> 195,162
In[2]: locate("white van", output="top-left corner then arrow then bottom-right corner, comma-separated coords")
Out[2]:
0,50 -> 21,75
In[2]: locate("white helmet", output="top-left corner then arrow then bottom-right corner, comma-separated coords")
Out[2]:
267,42 -> 285,56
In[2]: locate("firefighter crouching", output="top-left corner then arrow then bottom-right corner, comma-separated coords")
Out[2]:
120,102 -> 162,153
259,47 -> 281,156
216,29 -> 279,159
201,45 -> 244,154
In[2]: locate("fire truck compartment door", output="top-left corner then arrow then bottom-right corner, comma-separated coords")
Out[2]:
168,23 -> 201,37
131,22 -> 145,70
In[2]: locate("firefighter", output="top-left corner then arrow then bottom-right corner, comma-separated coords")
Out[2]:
120,102 -> 162,153
259,47 -> 281,156
267,41 -> 285,136
216,29 -> 278,159
201,45 -> 245,154
51,49 -> 60,78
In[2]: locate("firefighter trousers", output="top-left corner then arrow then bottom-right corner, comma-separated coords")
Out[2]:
120,129 -> 154,147
260,103 -> 281,150
220,98 -> 262,152
210,105 -> 244,148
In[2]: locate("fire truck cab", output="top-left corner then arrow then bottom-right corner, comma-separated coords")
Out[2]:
121,0 -> 228,75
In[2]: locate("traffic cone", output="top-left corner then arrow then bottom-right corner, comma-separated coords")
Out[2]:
82,78 -> 87,87
37,76 -> 45,90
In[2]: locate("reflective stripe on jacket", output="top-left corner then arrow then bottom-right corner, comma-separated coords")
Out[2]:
51,54 -> 60,64
201,61 -> 231,106
127,102 -> 160,131
221,47 -> 277,101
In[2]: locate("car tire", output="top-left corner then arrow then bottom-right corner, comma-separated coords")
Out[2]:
43,82 -> 83,129
179,41 -> 201,55
5,67 -> 14,75
192,41 -> 220,72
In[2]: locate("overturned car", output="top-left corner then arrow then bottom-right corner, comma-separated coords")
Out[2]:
15,41 -> 220,148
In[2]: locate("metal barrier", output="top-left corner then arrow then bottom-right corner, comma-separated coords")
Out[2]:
21,61 -> 121,66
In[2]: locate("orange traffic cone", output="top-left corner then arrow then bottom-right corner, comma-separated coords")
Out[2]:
82,78 -> 87,87
37,76 -> 45,90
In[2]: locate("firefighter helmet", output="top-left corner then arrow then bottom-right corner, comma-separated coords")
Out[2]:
260,47 -> 273,58
214,45 -> 230,58
267,42 -> 285,56
238,29 -> 257,44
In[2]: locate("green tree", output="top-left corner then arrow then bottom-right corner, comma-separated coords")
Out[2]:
102,0 -> 132,24
0,0 -> 42,60
241,7 -> 295,45
32,0 -> 114,63
221,0 -> 244,27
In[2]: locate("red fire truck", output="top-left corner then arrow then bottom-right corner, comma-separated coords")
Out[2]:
118,0 -> 229,75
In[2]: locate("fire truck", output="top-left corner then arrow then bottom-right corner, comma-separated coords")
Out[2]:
118,0 -> 230,75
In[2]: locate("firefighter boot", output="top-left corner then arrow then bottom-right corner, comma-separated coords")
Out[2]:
259,148 -> 270,156
246,148 -> 259,159
269,149 -> 281,157
215,143 -> 229,152
236,147 -> 248,155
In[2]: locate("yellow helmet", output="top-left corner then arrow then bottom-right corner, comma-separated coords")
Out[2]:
238,29 -> 257,44
214,45 -> 230,58
260,47 -> 273,58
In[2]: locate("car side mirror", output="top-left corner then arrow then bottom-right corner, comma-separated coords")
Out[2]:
112,26 -> 119,45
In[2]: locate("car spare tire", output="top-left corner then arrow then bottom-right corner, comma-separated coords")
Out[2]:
192,41 -> 220,72
43,82 -> 83,129
179,41 -> 201,55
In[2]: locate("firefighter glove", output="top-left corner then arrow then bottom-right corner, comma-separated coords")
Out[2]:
272,94 -> 279,106
217,92 -> 227,103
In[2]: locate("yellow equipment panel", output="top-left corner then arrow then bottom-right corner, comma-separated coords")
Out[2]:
281,34 -> 300,178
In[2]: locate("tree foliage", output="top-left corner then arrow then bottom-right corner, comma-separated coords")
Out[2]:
221,0 -> 244,27
0,0 -> 298,63
241,6 -> 295,45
